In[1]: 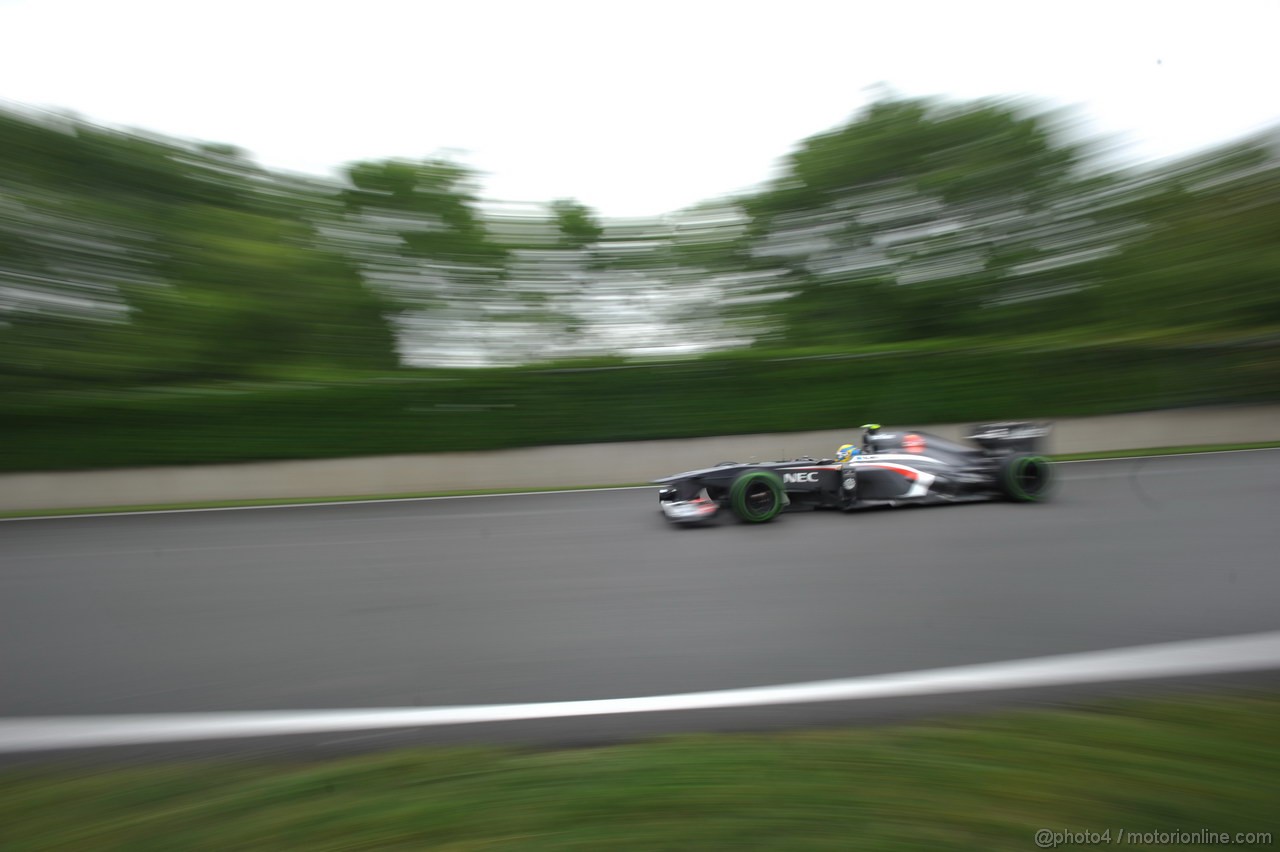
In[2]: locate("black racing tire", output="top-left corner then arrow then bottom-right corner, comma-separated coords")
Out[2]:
729,470 -> 786,523
998,454 -> 1053,502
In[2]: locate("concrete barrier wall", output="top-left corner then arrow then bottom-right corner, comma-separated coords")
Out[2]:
4,404 -> 1279,512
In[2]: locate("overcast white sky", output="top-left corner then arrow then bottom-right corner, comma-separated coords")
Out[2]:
2,0 -> 1278,217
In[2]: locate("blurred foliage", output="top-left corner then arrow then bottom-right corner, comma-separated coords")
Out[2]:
746,98 -> 1116,345
0,109 -> 400,384
4,342 -> 1277,472
549,198 -> 603,249
1098,144 -> 1280,329
1,97 -> 1278,469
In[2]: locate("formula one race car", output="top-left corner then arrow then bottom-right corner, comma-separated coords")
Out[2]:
655,422 -> 1053,525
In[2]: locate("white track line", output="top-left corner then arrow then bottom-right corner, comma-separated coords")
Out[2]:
3,630 -> 1278,753
0,486 -> 655,522
5,447 -> 1279,522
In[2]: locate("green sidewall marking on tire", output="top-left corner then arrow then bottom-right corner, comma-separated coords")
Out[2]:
1007,455 -> 1051,501
730,471 -> 785,522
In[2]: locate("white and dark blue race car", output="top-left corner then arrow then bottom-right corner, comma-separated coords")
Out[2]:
655,422 -> 1054,525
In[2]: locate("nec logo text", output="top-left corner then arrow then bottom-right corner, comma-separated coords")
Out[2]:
783,471 -> 820,484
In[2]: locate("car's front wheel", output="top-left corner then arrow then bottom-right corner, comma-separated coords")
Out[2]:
729,470 -> 787,523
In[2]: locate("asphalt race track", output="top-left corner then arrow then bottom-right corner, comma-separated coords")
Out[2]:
2,451 -> 1278,755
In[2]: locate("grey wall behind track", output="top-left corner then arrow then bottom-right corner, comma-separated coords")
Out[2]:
4,405 -> 1279,511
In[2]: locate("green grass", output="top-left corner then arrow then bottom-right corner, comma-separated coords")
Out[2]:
3,442 -> 1277,519
2,692 -> 1277,850
1051,441 -> 1280,461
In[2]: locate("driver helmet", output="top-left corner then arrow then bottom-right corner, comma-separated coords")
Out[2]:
835,443 -> 859,463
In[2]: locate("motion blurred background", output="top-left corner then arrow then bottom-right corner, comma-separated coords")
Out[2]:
2,0 -> 1278,471
4,5 -> 1280,847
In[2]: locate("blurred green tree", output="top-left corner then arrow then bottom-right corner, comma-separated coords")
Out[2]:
743,97 -> 1113,346
1098,140 -> 1280,331
337,158 -> 514,364
550,198 -> 603,249
0,108 -> 399,385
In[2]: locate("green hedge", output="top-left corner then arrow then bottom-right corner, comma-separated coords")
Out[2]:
4,344 -> 1278,472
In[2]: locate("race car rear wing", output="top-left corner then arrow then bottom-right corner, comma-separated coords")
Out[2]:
965,421 -> 1051,454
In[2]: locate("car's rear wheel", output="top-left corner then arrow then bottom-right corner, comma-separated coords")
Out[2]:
998,454 -> 1053,502
729,470 -> 786,523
